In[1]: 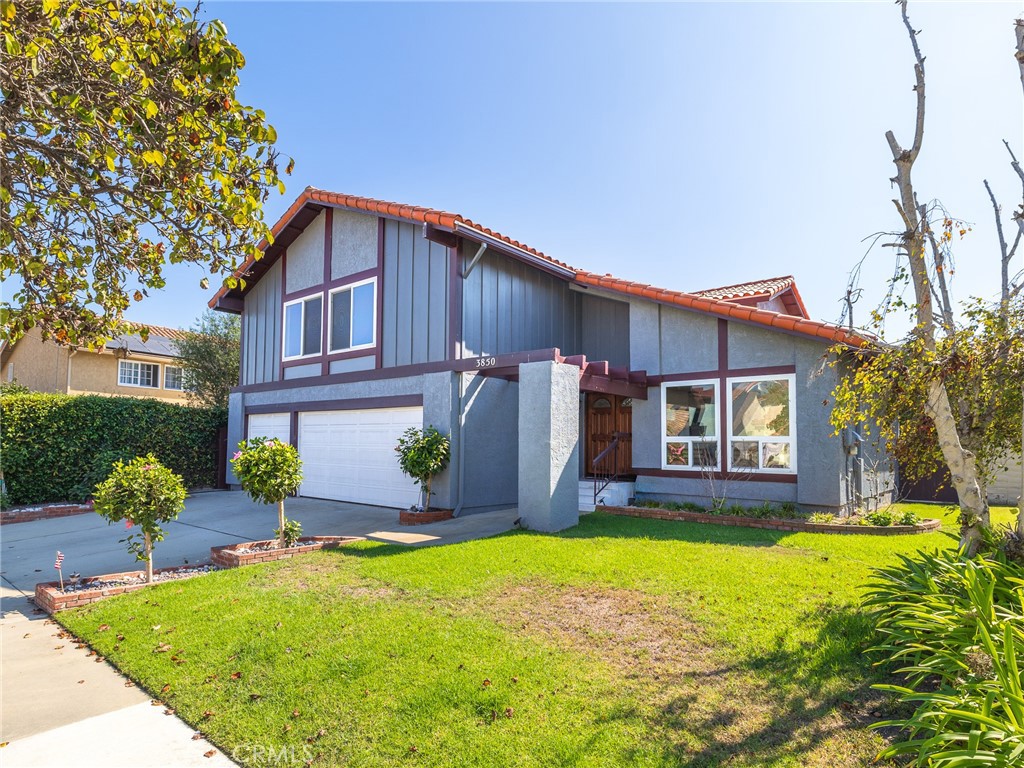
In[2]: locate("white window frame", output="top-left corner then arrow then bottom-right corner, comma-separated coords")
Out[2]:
328,277 -> 377,353
118,360 -> 160,389
281,292 -> 324,362
164,365 -> 184,391
725,374 -> 797,474
661,379 -> 721,471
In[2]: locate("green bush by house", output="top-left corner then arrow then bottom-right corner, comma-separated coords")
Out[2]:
0,393 -> 226,505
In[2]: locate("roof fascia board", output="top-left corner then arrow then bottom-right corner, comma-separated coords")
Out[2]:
454,224 -> 576,280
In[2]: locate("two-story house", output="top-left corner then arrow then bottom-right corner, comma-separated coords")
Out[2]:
212,189 -> 893,531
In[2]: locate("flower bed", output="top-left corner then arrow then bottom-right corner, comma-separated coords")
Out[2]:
599,504 -> 941,535
210,536 -> 364,568
1,501 -> 94,526
399,508 -> 454,526
34,564 -> 217,614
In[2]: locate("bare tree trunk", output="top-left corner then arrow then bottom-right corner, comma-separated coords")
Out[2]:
424,477 -> 432,515
887,0 -> 989,553
277,500 -> 286,548
144,530 -> 153,583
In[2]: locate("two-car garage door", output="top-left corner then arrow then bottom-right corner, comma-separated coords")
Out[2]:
247,407 -> 422,509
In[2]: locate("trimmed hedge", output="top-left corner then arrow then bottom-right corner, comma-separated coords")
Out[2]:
0,393 -> 226,505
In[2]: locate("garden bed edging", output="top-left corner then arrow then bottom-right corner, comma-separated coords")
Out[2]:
210,536 -> 364,568
599,505 -> 941,535
2,501 -> 94,526
399,508 -> 454,525
34,564 -> 211,614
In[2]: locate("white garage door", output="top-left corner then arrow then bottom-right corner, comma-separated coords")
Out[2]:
247,412 -> 291,445
298,407 -> 422,508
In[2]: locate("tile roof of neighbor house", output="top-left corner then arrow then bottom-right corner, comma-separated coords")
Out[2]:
692,276 -> 811,319
211,188 -> 866,348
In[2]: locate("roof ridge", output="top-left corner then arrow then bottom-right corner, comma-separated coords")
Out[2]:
692,275 -> 795,296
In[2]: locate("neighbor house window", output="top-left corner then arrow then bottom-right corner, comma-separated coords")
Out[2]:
282,293 -> 323,360
119,360 -> 159,388
662,381 -> 720,470
727,375 -> 796,472
164,365 -> 184,391
329,278 -> 376,352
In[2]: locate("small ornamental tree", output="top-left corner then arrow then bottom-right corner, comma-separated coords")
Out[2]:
93,455 -> 187,583
231,437 -> 302,548
395,427 -> 451,514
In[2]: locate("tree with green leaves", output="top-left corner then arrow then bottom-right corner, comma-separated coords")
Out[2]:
0,0 -> 290,348
231,437 -> 303,549
395,427 -> 451,514
175,309 -> 239,408
831,5 -> 1024,554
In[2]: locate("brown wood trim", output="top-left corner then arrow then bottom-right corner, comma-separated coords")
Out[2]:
449,238 -> 460,361
245,394 -> 423,416
424,222 -> 458,248
278,249 -> 287,382
375,217 -> 385,370
282,268 -> 380,302
717,319 -> 728,460
325,349 -> 376,363
282,358 -> 324,369
233,348 -> 563,394
717,318 -> 728,371
633,468 -> 798,484
289,411 -> 298,447
321,207 -> 333,377
237,310 -> 245,386
648,365 -> 797,385
578,374 -> 648,400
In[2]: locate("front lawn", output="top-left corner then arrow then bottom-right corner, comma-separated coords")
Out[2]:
58,504 -> 1018,767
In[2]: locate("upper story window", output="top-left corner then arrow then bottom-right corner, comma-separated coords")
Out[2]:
329,278 -> 376,353
727,375 -> 796,472
119,360 -> 159,388
283,293 -> 323,361
164,365 -> 184,391
662,381 -> 719,470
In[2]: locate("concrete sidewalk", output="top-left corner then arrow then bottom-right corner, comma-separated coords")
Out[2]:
1,492 -> 517,766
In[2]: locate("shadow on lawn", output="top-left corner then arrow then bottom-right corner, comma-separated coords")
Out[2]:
636,604 -> 893,767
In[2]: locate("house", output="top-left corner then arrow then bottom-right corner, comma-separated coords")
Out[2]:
212,188 -> 893,531
0,324 -> 189,403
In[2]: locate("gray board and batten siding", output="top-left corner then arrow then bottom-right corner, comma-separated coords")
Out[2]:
239,207 -> 634,387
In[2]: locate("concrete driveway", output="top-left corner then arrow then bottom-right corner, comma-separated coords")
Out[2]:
1,492 -> 516,766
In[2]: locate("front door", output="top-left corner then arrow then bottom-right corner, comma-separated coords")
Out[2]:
584,394 -> 633,477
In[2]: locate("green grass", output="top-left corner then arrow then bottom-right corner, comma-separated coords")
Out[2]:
59,504 -> 1018,768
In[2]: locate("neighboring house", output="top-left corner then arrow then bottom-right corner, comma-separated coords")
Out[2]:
212,188 -> 893,531
0,324 -> 189,403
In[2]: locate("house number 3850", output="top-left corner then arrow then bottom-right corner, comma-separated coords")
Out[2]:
475,357 -> 497,368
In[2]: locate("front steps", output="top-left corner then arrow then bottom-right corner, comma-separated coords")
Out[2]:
579,480 -> 635,513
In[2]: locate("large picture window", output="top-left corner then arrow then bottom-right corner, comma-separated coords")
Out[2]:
329,278 -> 376,353
727,375 -> 796,472
283,293 -> 323,360
662,381 -> 720,470
118,360 -> 159,388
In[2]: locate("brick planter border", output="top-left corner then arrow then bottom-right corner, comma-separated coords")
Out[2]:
598,505 -> 942,535
399,508 -> 454,526
34,564 -> 211,614
2,502 -> 94,526
210,536 -> 364,568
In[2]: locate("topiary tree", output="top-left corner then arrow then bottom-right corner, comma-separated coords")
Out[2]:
93,455 -> 187,583
231,437 -> 302,548
395,427 -> 451,514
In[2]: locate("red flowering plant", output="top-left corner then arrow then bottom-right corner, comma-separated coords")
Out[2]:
93,455 -> 187,582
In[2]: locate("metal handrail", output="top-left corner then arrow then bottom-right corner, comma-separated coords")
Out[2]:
592,432 -> 625,507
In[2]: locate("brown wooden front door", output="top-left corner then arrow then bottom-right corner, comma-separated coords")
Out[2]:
584,394 -> 633,477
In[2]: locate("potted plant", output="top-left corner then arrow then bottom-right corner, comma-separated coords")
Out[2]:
93,455 -> 187,583
395,426 -> 451,516
231,437 -> 303,548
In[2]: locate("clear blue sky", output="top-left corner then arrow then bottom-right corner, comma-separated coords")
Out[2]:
128,1 -> 1023,339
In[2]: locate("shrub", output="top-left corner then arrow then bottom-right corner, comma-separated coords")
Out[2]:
721,503 -> 747,517
232,438 -> 302,548
0,392 -> 225,505
395,427 -> 451,514
92,455 -> 187,582
894,509 -> 920,526
808,512 -> 835,524
779,501 -> 798,517
747,502 -> 778,519
863,509 -> 895,527
863,551 -> 1024,766
275,518 -> 303,548
681,501 -> 705,513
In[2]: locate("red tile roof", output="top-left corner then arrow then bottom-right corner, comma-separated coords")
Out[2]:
694,276 -> 794,301
210,188 -> 866,348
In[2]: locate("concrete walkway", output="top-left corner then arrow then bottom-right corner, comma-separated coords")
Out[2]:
1,492 -> 516,767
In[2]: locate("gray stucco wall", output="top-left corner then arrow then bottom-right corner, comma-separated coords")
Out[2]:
286,211 -> 325,294
331,209 -> 377,279
628,301 -> 718,375
460,374 -> 519,511
632,318 -> 851,513
225,391 -> 244,485
241,259 -> 282,386
381,219 -> 450,368
518,361 -> 580,531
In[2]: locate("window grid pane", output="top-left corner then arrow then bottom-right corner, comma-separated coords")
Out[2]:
164,366 -> 183,390
731,379 -> 790,438
330,289 -> 352,352
665,384 -> 716,438
302,296 -> 322,357
351,282 -> 375,347
284,303 -> 303,358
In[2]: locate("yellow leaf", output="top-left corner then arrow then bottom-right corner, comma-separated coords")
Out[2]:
142,150 -> 165,167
